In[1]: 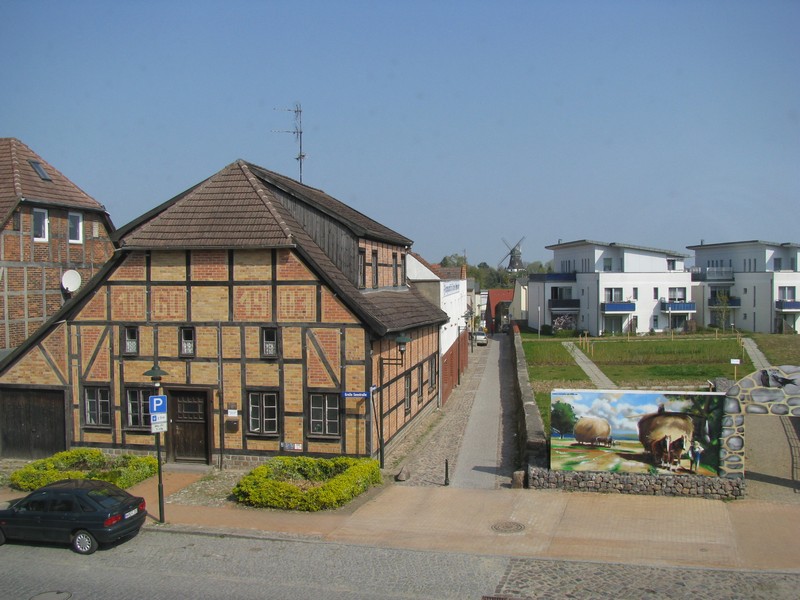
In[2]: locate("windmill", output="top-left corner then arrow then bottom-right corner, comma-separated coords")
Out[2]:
498,237 -> 525,272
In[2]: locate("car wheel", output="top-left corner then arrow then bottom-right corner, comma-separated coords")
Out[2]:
71,530 -> 98,555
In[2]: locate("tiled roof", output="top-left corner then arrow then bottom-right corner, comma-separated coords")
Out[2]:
115,159 -> 445,336
0,138 -> 108,223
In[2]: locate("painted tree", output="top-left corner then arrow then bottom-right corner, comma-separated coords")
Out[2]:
551,401 -> 577,439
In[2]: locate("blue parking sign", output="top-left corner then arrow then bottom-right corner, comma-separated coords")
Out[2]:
149,395 -> 167,414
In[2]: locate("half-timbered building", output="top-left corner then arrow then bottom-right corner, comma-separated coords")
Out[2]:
0,138 -> 114,352
0,160 -> 447,465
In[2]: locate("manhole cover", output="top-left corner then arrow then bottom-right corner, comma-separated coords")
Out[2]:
491,520 -> 525,533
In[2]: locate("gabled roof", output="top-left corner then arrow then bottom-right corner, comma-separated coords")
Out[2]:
0,138 -> 111,226
114,160 -> 446,337
115,160 -> 412,249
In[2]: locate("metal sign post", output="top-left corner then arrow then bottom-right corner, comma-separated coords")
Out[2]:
149,394 -> 168,523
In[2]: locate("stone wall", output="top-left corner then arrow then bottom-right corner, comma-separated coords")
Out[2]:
510,333 -> 549,469
527,467 -> 746,500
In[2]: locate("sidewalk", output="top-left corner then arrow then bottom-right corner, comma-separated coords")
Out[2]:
128,331 -> 800,573
132,469 -> 800,572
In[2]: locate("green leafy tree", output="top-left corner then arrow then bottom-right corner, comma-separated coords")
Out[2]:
550,401 -> 578,439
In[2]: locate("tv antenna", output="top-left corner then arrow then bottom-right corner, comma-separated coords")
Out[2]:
273,103 -> 306,182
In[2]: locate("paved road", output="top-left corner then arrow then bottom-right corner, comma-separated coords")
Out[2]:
2,529 -> 798,600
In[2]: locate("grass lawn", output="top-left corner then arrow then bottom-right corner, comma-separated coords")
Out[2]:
520,332 -> 797,435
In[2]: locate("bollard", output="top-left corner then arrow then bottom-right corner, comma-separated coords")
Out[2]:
444,459 -> 450,486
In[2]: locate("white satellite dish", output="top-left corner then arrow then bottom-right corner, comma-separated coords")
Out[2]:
61,270 -> 82,293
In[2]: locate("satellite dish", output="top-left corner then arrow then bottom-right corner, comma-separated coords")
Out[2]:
61,270 -> 82,293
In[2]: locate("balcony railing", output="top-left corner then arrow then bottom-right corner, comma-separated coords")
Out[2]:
601,302 -> 636,313
548,299 -> 580,311
690,266 -> 735,281
660,301 -> 696,313
775,300 -> 800,312
708,297 -> 741,308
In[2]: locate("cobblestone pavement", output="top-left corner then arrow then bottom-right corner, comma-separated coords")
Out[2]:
493,558 -> 800,599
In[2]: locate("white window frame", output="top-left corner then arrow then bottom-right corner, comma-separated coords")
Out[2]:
248,391 -> 279,435
33,208 -> 48,242
309,393 -> 340,436
68,212 -> 83,244
85,387 -> 111,427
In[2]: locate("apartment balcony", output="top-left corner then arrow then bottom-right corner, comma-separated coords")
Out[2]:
660,301 -> 696,313
775,300 -> 800,312
601,302 -> 636,313
690,266 -> 735,282
548,298 -> 580,313
708,297 -> 742,308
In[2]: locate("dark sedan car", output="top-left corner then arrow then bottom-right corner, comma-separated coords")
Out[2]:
0,479 -> 146,554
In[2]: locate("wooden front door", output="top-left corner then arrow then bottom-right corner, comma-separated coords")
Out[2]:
168,389 -> 210,463
0,389 -> 66,459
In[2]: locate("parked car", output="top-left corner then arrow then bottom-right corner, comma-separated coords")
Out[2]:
474,331 -> 488,346
0,479 -> 146,554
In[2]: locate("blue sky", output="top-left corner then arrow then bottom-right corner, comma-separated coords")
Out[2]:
2,1 -> 798,266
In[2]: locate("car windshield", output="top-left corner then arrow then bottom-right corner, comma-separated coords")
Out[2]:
87,486 -> 129,509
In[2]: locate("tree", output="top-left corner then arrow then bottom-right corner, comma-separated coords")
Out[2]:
550,401 -> 577,439
440,253 -> 467,268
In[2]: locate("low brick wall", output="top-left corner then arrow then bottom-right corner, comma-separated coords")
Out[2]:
527,467 -> 746,500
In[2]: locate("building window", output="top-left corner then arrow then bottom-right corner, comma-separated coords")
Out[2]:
123,326 -> 139,356
33,208 -> 48,241
779,286 -> 796,301
668,288 -> 686,302
248,391 -> 279,435
84,387 -> 110,427
68,212 -> 83,243
417,365 -> 424,405
261,327 -> 279,358
310,393 -> 340,436
372,250 -> 379,288
774,258 -> 783,271
358,249 -> 366,288
633,287 -> 638,300
179,327 -> 195,357
392,253 -> 398,287
653,287 -> 659,300
404,373 -> 411,414
604,288 -> 623,302
667,259 -> 676,271
652,316 -> 659,330
125,388 -> 153,429
428,356 -> 437,391
603,258 -> 613,272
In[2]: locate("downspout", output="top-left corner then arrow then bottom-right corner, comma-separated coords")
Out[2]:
217,323 -> 224,470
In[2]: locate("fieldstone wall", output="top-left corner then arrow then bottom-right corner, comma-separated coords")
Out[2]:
720,365 -> 800,478
511,332 -> 549,469
528,467 -> 746,500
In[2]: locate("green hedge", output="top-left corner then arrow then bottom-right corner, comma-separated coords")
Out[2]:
9,448 -> 158,491
232,456 -> 382,511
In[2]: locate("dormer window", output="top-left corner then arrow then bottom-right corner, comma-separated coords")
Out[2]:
29,160 -> 51,181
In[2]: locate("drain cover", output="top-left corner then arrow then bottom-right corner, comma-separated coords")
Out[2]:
491,520 -> 525,533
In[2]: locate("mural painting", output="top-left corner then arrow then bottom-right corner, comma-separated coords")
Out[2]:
550,389 -> 724,476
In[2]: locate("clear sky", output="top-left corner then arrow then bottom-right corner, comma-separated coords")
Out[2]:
2,1 -> 798,267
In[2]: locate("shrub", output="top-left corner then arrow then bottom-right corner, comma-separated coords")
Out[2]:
9,449 -> 158,491
232,456 -> 382,511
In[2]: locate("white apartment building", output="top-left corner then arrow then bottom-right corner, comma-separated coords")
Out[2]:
528,240 -> 694,336
687,240 -> 800,334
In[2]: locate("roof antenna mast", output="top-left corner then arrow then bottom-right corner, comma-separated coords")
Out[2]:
273,103 -> 306,182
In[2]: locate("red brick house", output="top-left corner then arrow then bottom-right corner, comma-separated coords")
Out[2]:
0,138 -> 114,353
485,288 -> 514,333
0,160 -> 446,465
